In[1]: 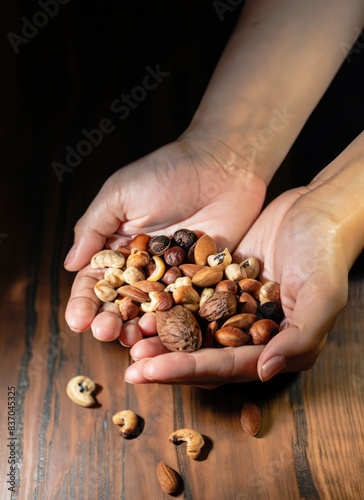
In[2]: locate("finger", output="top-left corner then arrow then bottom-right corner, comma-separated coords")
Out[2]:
65,267 -> 105,332
64,194 -> 123,271
124,345 -> 265,385
119,313 -> 158,347
91,302 -> 123,342
137,312 -> 158,336
257,323 -> 330,382
129,336 -> 170,360
119,318 -> 144,347
257,279 -> 346,381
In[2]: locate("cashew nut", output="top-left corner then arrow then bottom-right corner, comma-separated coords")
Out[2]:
94,279 -> 118,302
147,256 -> 166,281
168,428 -> 205,459
91,249 -> 125,269
112,410 -> 139,437
104,267 -> 125,287
172,284 -> 201,313
207,248 -> 232,270
66,375 -> 96,407
140,291 -> 174,312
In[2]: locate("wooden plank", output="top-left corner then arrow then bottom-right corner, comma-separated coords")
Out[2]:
1,208 -> 364,498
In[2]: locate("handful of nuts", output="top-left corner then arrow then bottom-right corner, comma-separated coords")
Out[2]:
91,229 -> 284,352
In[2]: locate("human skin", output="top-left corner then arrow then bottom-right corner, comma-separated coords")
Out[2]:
64,0 -> 364,385
124,132 -> 364,387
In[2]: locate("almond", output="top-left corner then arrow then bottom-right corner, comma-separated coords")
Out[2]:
193,233 -> 218,265
240,402 -> 262,436
221,313 -> 257,330
157,462 -> 181,495
156,462 -> 181,494
192,267 -> 223,287
238,292 -> 258,314
238,278 -> 262,299
116,285 -> 150,303
129,233 -> 151,252
215,326 -> 250,347
178,263 -> 205,278
131,280 -> 165,293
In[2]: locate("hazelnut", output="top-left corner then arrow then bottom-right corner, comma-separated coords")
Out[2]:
215,279 -> 238,294
161,266 -> 183,285
249,319 -> 280,345
163,246 -> 186,266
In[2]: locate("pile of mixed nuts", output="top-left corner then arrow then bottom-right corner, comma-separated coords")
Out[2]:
91,229 -> 284,352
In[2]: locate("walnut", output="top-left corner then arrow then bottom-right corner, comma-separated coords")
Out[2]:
156,305 -> 202,352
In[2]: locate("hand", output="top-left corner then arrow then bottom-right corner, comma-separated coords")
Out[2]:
64,134 -> 267,340
125,183 -> 349,387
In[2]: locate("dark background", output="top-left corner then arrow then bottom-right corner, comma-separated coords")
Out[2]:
1,0 -> 363,273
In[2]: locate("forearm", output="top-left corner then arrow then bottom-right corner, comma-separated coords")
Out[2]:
185,0 -> 364,183
308,131 -> 364,270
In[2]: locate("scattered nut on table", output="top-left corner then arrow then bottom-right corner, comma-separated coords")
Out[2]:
90,229 -> 285,352
66,375 -> 96,407
240,402 -> 262,436
169,428 -> 205,459
112,409 -> 139,437
156,462 -> 182,494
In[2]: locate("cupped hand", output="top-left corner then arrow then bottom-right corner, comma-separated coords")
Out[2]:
125,183 -> 349,387
64,135 -> 267,339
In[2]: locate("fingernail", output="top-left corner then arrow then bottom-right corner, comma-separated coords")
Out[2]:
64,245 -> 76,266
259,355 -> 286,382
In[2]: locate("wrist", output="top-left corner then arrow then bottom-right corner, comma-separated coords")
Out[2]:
308,135 -> 364,271
181,102 -> 289,186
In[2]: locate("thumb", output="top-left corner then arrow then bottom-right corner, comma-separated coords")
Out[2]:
257,281 -> 346,382
64,196 -> 124,271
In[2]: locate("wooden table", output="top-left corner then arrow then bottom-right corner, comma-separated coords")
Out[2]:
1,4 -> 364,498
1,174 -> 364,499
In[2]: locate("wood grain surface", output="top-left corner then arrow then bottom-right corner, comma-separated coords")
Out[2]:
0,183 -> 363,499
1,3 -> 364,499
